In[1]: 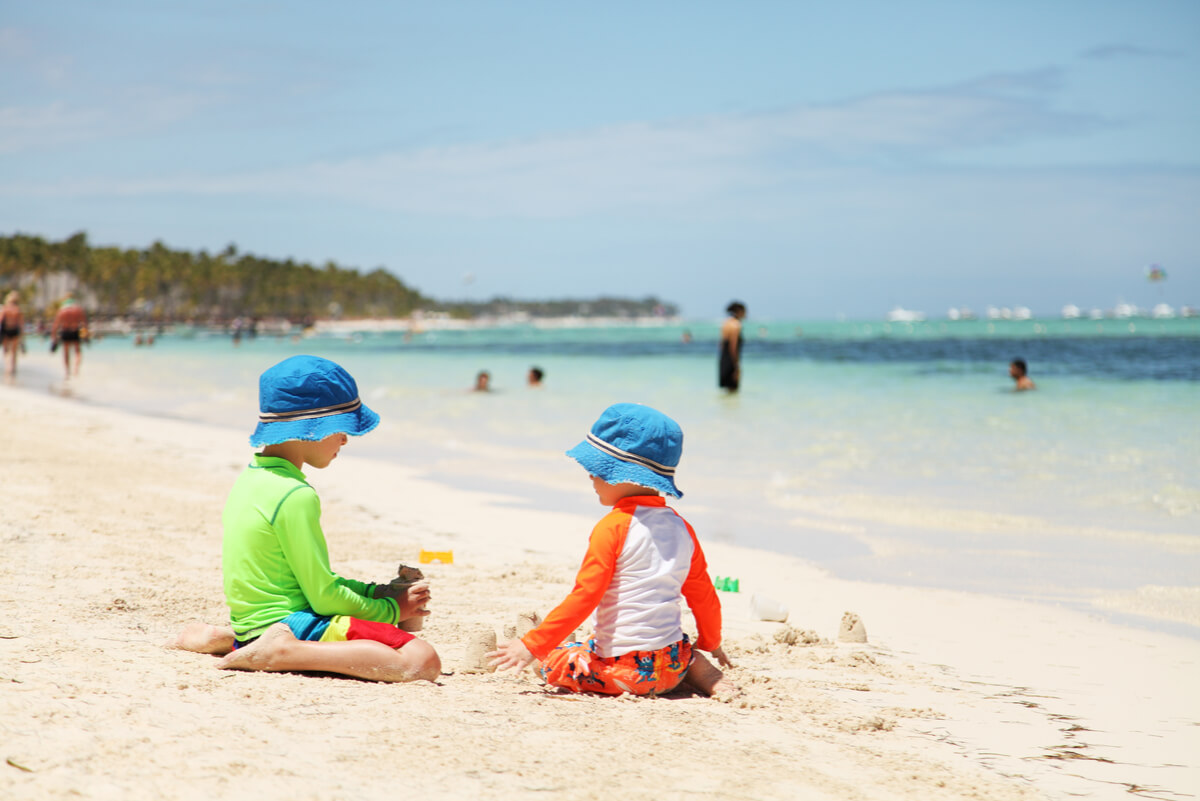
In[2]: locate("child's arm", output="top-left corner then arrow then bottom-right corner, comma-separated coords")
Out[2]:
494,512 -> 625,670
274,488 -> 402,624
521,521 -> 621,659
370,562 -> 426,600
371,573 -> 432,621
679,520 -> 727,661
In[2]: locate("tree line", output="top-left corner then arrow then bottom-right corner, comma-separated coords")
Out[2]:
0,232 -> 678,324
0,232 -> 430,323
441,296 -> 678,319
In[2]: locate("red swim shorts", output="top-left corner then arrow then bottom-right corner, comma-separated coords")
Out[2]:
235,609 -> 415,649
539,635 -> 693,696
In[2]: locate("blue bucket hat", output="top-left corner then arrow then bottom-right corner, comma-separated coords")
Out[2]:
566,403 -> 683,498
250,355 -> 379,447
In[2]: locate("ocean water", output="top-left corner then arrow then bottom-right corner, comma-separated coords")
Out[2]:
20,317 -> 1200,633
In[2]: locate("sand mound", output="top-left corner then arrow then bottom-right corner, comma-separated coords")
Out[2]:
459,627 -> 498,674
774,625 -> 823,646
838,611 -> 868,643
502,610 -> 542,640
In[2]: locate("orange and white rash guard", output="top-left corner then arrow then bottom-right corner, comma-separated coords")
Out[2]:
521,495 -> 722,661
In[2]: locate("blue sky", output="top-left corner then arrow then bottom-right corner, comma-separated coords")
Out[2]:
1,1 -> 1197,319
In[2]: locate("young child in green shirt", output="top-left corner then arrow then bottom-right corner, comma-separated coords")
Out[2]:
172,355 -> 440,682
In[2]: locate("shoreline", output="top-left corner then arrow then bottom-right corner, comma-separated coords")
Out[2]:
40,311 -> 1200,343
3,382 -> 1199,800
9,337 -> 1200,636
7,340 -> 1190,642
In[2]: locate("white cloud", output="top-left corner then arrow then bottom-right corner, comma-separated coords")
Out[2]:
0,25 -> 76,90
0,102 -> 108,154
0,26 -> 32,59
213,81 -> 1105,216
0,85 -> 226,155
1082,43 -> 1177,61
2,74 -> 1110,218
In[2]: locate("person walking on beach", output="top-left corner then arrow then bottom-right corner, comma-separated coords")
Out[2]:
488,402 -> 736,698
719,301 -> 746,392
51,294 -> 87,377
1,290 -> 24,377
171,355 -> 440,682
1010,358 -> 1036,391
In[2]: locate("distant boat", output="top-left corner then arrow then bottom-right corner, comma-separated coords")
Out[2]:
946,307 -> 976,321
886,306 -> 925,323
1013,306 -> 1032,320
1151,303 -> 1175,319
1061,304 -> 1081,319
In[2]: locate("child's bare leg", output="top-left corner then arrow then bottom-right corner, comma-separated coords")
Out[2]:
169,622 -> 235,654
217,623 -> 441,683
682,651 -> 739,700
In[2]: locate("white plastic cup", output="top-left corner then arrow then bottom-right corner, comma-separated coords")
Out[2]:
750,593 -> 789,623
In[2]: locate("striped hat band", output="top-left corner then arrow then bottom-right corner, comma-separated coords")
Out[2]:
259,397 -> 362,423
585,432 -> 676,477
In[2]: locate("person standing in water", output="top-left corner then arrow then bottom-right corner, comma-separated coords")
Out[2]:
718,301 -> 746,392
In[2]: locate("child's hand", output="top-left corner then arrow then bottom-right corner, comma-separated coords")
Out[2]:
487,639 -> 535,673
374,579 -> 432,621
711,646 -> 734,668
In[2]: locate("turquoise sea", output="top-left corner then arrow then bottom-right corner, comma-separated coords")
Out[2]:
16,316 -> 1200,634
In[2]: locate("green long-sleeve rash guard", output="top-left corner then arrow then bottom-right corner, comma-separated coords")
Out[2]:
222,454 -> 399,639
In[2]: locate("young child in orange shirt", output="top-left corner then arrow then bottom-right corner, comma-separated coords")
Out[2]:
489,402 -> 734,697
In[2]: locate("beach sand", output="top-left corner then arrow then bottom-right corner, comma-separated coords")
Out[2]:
2,386 -> 1198,800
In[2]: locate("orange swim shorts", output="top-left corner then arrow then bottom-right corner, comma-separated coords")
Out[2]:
539,634 -> 693,696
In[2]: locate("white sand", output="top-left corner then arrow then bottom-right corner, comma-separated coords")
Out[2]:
2,385 -> 1198,800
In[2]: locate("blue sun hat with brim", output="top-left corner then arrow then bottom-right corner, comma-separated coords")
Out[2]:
566,402 -> 683,498
250,355 -> 379,447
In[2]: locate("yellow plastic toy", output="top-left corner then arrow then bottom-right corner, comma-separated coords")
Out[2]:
419,549 -> 454,565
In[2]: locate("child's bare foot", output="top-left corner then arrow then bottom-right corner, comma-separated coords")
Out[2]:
168,622 -> 235,655
217,623 -> 295,672
682,651 -> 741,700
